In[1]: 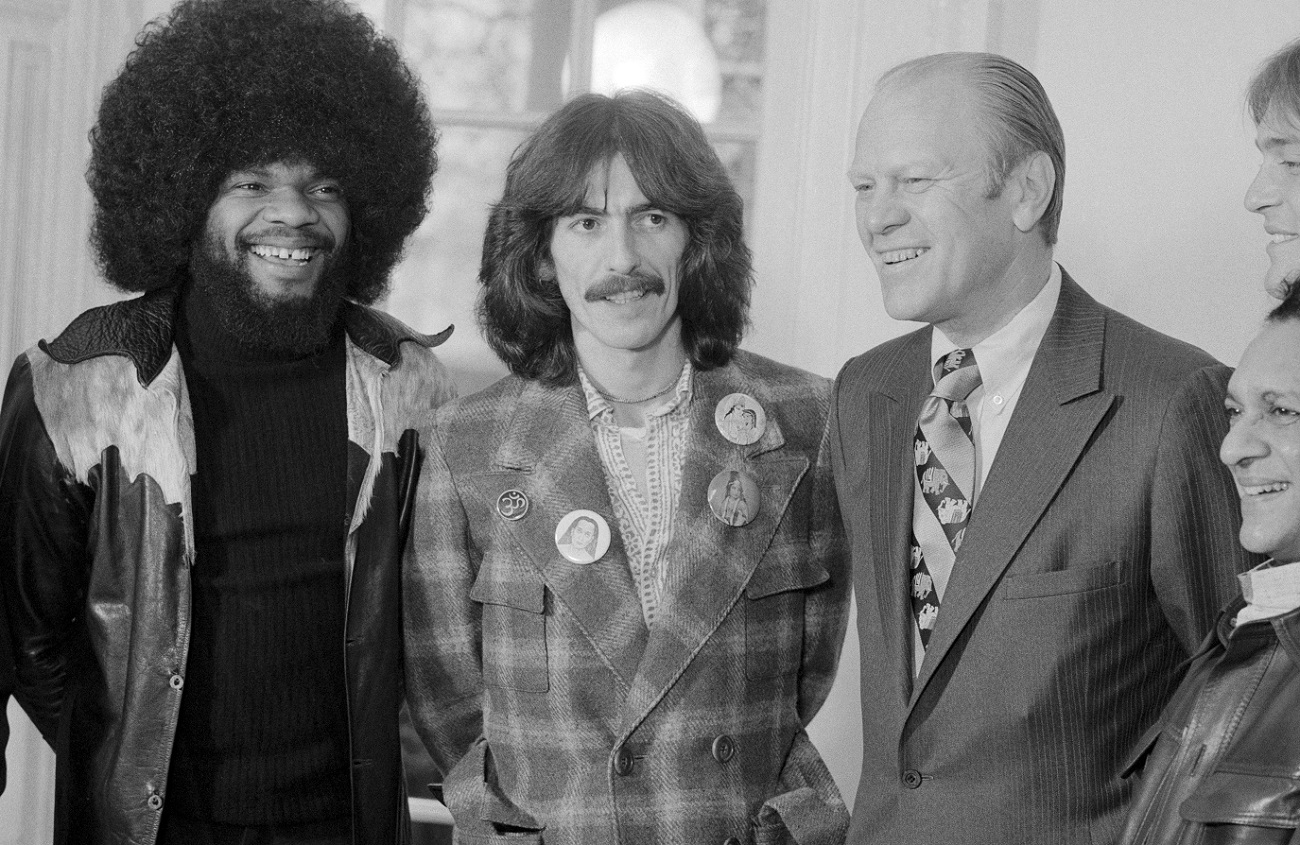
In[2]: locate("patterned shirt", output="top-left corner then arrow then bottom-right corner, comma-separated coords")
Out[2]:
579,363 -> 693,625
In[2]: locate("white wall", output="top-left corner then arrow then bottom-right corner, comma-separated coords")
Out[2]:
1039,0 -> 1296,366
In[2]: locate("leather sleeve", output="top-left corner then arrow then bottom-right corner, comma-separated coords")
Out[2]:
0,354 -> 94,745
0,567 -> 10,794
1150,363 -> 1259,655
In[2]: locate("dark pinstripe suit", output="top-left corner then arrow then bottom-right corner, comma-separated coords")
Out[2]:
831,272 -> 1259,845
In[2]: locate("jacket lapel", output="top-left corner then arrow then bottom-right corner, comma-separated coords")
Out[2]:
863,332 -> 933,702
618,365 -> 809,735
463,380 -> 649,691
910,273 -> 1116,705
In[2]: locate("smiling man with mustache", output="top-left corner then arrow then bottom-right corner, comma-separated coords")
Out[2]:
0,1 -> 452,843
403,90 -> 852,845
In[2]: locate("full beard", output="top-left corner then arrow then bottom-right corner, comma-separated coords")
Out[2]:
189,229 -> 349,358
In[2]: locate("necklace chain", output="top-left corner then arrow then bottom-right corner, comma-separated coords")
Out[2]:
596,375 -> 679,404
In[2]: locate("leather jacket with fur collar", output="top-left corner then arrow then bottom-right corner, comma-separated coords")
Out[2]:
0,287 -> 453,845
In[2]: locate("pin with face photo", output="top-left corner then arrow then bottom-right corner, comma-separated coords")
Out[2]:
554,509 -> 612,564
715,394 -> 766,446
708,469 -> 760,527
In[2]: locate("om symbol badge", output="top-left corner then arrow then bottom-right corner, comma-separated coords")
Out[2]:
496,489 -> 530,522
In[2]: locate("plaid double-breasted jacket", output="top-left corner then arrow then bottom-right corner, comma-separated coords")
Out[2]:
404,349 -> 851,845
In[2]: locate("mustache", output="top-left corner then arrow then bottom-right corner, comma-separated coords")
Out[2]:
583,271 -> 666,302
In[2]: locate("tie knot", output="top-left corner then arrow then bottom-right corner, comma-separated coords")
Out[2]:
932,348 -> 981,401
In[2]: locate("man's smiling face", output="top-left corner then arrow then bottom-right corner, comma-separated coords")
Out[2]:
849,75 -> 1024,341
203,160 -> 350,305
1222,318 -> 1300,563
1246,108 -> 1300,294
191,160 -> 351,354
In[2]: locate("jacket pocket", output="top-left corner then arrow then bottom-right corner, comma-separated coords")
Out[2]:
1000,561 -> 1125,600
455,830 -> 543,845
754,729 -> 850,845
470,572 -> 549,693
744,561 -> 829,680
446,739 -> 546,844
1183,771 -> 1300,829
1121,717 -> 1167,779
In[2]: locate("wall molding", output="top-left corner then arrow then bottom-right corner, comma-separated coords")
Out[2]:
0,1 -> 142,839
0,39 -> 50,372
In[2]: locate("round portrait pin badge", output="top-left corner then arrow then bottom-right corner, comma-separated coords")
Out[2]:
715,394 -> 766,446
554,509 -> 611,564
707,469 -> 760,527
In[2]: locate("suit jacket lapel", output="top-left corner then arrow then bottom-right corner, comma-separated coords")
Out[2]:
865,332 -> 934,702
618,364 -> 809,735
463,380 -> 649,691
910,273 -> 1116,705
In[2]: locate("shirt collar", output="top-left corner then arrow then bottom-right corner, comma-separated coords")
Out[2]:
578,360 -> 694,424
1234,558 -> 1300,626
931,262 -> 1062,395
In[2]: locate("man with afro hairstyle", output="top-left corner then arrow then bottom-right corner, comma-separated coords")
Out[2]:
0,0 -> 451,843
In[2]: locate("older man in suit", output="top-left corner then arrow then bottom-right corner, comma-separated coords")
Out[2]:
834,52 -> 1256,844
403,90 -> 851,845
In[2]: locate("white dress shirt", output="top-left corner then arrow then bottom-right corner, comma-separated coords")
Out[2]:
930,262 -> 1063,503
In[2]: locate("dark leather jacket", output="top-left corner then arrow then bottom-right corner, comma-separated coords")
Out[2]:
1120,596 -> 1300,845
0,287 -> 453,845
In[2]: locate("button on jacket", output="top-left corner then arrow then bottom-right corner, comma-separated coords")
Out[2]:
0,287 -> 454,845
1121,598 -> 1300,845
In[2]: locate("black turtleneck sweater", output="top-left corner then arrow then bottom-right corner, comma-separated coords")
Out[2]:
167,285 -> 351,824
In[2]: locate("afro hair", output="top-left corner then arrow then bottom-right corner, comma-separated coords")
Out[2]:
87,0 -> 438,303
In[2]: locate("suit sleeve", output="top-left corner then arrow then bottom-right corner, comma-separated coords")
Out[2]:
402,417 -> 485,779
1150,363 -> 1258,654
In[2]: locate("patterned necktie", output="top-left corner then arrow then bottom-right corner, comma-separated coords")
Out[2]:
909,348 -> 981,652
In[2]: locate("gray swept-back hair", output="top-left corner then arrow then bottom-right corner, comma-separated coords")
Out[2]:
877,51 -> 1066,244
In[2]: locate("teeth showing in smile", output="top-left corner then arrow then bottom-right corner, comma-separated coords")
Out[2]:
251,244 -> 317,263
881,247 -> 929,265
604,290 -> 649,304
1241,481 -> 1290,496
1272,233 -> 1298,244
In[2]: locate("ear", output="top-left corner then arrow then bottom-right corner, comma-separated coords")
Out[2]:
1009,151 -> 1055,234
537,258 -> 556,282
